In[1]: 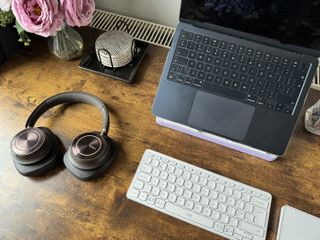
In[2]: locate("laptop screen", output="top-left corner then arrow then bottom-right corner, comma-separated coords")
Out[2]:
180,0 -> 320,51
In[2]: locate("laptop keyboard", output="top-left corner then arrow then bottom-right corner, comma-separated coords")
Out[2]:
167,30 -> 311,115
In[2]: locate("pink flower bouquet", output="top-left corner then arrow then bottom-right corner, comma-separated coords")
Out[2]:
1,0 -> 95,38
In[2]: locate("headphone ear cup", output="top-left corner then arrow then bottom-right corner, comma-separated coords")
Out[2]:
11,127 -> 61,176
63,132 -> 117,180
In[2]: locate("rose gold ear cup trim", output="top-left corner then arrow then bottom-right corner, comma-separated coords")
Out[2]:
11,128 -> 53,165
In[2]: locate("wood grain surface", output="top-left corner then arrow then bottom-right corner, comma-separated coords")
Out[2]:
0,28 -> 319,240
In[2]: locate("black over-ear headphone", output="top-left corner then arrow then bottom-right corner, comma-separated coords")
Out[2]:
10,91 -> 117,180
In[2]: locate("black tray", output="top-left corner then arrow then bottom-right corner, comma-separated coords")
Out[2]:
78,40 -> 149,83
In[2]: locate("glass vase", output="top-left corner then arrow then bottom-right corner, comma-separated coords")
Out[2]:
48,24 -> 84,60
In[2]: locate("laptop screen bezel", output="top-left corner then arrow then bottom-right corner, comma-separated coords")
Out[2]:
179,2 -> 320,58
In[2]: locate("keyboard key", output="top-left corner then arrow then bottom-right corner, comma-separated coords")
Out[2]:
239,221 -> 264,237
167,72 -> 177,81
180,30 -> 194,40
178,39 -> 187,47
196,53 -> 205,62
204,46 -> 212,54
214,222 -> 225,232
237,45 -> 245,54
205,55 -> 214,64
176,48 -> 189,57
129,188 -> 139,198
173,56 -> 188,65
219,41 -> 228,49
170,64 -> 182,73
187,41 -> 195,50
202,36 -> 211,45
137,173 -> 151,182
211,38 -> 219,47
251,197 -> 269,209
166,202 -> 214,228
196,43 -> 204,52
138,192 -> 148,201
193,79 -> 204,88
194,34 -> 203,42
155,199 -> 165,208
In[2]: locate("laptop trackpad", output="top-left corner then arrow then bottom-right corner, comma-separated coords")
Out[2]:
187,92 -> 255,141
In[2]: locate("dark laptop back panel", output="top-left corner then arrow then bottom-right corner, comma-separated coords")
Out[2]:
152,0 -> 319,156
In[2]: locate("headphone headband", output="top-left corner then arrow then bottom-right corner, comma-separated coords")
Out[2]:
25,92 -> 109,135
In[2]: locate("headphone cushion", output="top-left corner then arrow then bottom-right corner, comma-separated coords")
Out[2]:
63,137 -> 117,180
12,127 -> 61,176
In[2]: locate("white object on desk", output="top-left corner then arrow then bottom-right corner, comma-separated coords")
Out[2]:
277,205 -> 320,240
127,149 -> 272,240
156,117 -> 278,161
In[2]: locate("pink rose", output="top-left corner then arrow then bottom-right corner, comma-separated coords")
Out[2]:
61,0 -> 95,27
11,0 -> 64,37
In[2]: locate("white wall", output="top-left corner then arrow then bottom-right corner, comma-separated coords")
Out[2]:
95,0 -> 181,27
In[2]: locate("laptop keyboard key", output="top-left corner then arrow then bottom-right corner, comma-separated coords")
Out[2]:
188,59 -> 196,68
205,55 -> 214,64
187,41 -> 196,50
194,34 -> 203,42
168,72 -> 177,81
241,83 -> 249,92
176,48 -> 189,57
185,77 -> 193,85
231,81 -> 240,89
204,46 -> 212,54
174,56 -> 188,65
178,39 -> 187,47
176,74 -> 185,83
246,94 -> 257,103
196,62 -> 205,71
257,97 -> 266,106
246,48 -> 254,57
202,36 -> 211,44
188,51 -> 197,59
193,79 -> 204,88
223,78 -> 231,87
228,43 -> 237,52
215,76 -> 223,85
206,74 -> 215,82
180,30 -> 194,40
197,53 -> 205,62
198,72 -> 206,80
211,39 -> 219,47
237,45 -> 245,54
219,41 -> 228,49
170,64 -> 182,73
276,103 -> 284,112
181,67 -> 191,75
190,69 -> 198,77
196,43 -> 204,52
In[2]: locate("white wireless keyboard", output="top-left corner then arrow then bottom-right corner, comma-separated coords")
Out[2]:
126,150 -> 272,240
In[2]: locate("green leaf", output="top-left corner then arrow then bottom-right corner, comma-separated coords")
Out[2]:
14,20 -> 25,34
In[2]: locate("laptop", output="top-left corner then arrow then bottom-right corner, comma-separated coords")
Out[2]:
152,0 -> 320,156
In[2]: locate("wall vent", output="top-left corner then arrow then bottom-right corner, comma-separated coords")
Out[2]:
90,9 -> 175,49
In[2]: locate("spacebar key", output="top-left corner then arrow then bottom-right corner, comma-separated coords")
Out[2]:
203,82 -> 246,101
165,202 -> 214,228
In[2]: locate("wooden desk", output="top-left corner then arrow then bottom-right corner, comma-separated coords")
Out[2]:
0,33 -> 319,240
